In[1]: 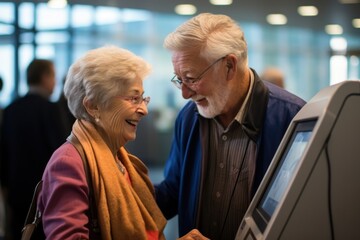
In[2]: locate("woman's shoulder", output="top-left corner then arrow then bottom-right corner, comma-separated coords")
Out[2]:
44,142 -> 84,177
41,141 -> 88,206
52,141 -> 81,159
40,142 -> 90,240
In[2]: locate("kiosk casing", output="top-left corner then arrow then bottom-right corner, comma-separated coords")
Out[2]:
235,80 -> 360,240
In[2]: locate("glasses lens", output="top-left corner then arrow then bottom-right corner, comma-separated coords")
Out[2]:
171,75 -> 182,89
143,96 -> 150,105
173,81 -> 182,89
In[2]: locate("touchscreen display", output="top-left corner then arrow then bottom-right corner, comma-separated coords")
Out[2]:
259,129 -> 313,218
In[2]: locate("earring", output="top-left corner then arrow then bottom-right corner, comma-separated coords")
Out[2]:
95,115 -> 100,123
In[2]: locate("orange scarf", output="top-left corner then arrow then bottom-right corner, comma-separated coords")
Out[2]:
72,119 -> 166,239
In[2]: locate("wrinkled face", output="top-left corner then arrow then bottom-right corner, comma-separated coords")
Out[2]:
98,77 -> 148,146
172,51 -> 231,118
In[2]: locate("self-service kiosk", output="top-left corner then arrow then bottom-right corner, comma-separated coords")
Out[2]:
235,80 -> 360,240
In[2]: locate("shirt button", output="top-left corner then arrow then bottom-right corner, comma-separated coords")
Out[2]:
212,222 -> 217,227
216,192 -> 221,198
219,163 -> 224,168
222,135 -> 227,141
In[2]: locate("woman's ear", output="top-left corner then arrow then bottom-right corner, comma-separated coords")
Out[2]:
83,97 -> 99,119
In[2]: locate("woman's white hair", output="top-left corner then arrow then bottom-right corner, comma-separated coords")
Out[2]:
64,45 -> 151,121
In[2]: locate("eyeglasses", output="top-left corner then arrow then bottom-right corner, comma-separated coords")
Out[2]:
115,95 -> 150,106
171,56 -> 226,89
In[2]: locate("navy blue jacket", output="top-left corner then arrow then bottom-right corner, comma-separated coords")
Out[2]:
155,69 -> 306,236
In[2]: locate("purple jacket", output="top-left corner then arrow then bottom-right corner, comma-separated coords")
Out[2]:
38,142 -> 100,239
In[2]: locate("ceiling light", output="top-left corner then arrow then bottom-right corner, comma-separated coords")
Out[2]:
330,37 -> 347,51
325,24 -> 343,35
266,14 -> 287,25
47,0 -> 67,8
175,4 -> 197,15
210,0 -> 233,5
297,6 -> 318,16
338,0 -> 360,3
353,18 -> 360,28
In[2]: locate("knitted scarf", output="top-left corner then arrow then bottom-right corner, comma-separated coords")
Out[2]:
72,119 -> 166,239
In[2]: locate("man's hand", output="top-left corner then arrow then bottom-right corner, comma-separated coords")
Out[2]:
177,229 -> 210,240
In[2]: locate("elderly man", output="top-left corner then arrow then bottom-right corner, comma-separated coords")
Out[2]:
155,13 -> 306,240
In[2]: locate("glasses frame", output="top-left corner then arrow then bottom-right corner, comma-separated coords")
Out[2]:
171,56 -> 227,89
115,95 -> 150,106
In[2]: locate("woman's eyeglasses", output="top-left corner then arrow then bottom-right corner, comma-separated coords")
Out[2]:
115,95 -> 150,106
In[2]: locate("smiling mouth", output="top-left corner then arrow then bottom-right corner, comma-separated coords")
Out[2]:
126,120 -> 139,126
194,97 -> 206,104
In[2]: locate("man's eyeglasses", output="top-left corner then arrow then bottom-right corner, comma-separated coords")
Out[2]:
171,56 -> 226,89
115,95 -> 150,106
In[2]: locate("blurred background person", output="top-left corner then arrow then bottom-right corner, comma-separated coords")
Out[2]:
0,75 -> 5,240
0,75 -> 3,123
0,59 -> 67,240
57,75 -> 76,135
261,67 -> 285,88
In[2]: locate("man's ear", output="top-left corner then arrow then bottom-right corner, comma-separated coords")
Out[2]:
226,54 -> 237,70
83,97 -> 99,119
225,54 -> 237,80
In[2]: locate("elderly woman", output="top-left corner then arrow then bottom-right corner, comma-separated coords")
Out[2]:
38,45 -> 208,240
38,46 -> 165,239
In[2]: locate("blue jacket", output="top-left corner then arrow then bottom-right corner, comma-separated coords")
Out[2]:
155,69 -> 306,236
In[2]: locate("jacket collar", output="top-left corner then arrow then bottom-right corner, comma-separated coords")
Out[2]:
241,68 -> 269,141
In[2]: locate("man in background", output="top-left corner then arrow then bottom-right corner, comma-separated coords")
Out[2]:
0,75 -> 5,240
0,59 -> 67,240
261,67 -> 285,88
57,76 -> 76,135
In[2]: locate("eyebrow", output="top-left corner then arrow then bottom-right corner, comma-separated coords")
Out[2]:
174,65 -> 196,76
127,89 -> 145,95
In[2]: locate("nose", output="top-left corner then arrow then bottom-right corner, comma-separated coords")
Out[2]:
136,101 -> 148,116
181,83 -> 195,99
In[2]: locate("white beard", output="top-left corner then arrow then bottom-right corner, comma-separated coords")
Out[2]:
196,84 -> 230,119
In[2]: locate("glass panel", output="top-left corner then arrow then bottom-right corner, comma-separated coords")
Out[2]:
349,56 -> 359,79
0,24 -> 14,35
0,45 -> 14,107
36,31 -> 70,44
37,3 -> 69,30
72,5 -> 94,27
20,32 -> 34,44
19,2 -> 34,29
18,44 -> 34,96
121,9 -> 151,22
330,56 -> 348,85
0,2 -> 14,23
95,6 -> 121,25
